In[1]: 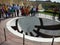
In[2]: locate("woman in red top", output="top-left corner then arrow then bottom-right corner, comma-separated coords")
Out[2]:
21,6 -> 26,16
25,6 -> 30,16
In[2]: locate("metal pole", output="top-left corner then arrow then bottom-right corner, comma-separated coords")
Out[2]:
51,36 -> 54,45
0,19 -> 1,23
0,28 -> 7,45
23,32 -> 25,45
4,28 -> 7,41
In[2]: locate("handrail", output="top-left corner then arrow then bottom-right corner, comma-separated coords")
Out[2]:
4,28 -> 7,41
23,32 -> 25,45
51,36 -> 54,45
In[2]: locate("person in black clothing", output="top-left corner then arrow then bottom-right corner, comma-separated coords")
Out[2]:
16,4 -> 20,17
58,8 -> 60,21
30,6 -> 36,16
53,7 -> 58,20
0,5 -> 3,18
0,8 -> 2,18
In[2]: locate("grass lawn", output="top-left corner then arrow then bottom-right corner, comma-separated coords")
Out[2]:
38,11 -> 59,17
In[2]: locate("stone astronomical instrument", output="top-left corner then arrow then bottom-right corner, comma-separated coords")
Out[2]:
6,16 -> 60,42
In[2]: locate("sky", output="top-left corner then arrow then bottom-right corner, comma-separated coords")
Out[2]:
51,0 -> 60,2
29,0 -> 60,2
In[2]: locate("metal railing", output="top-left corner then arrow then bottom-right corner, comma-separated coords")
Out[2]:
0,28 -> 7,45
23,32 -> 25,45
51,36 -> 55,45
4,28 -> 7,41
0,25 -> 55,45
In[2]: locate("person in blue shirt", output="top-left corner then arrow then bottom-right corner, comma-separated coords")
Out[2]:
16,4 -> 20,17
11,4 -> 17,17
30,6 -> 36,16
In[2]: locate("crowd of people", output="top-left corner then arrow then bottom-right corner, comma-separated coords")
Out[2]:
0,3 -> 60,21
0,4 -> 38,19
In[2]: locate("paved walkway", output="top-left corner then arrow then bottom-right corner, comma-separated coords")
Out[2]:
0,14 -> 60,45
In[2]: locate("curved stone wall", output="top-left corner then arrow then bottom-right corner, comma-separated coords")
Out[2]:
6,16 -> 60,42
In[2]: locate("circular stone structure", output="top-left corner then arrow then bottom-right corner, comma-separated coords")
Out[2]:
6,16 -> 60,42
17,16 -> 60,37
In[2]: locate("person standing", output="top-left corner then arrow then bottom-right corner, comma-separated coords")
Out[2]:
30,6 -> 36,16
36,6 -> 38,13
0,5 -> 2,18
16,4 -> 20,17
25,6 -> 30,16
11,4 -> 17,17
58,8 -> 60,21
2,4 -> 9,18
21,6 -> 26,16
33,6 -> 36,16
53,7 -> 58,20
